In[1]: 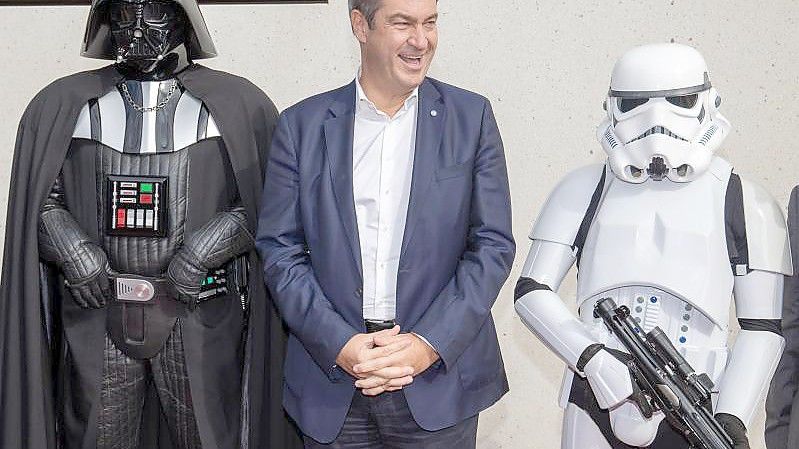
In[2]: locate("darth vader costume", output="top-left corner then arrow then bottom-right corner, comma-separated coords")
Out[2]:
0,1 -> 301,448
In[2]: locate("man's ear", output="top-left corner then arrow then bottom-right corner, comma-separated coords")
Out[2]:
351,9 -> 369,44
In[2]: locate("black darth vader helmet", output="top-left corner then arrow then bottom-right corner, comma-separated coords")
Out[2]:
81,0 -> 217,60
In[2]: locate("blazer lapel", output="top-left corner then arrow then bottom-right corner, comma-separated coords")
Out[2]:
323,82 -> 363,277
401,79 -> 445,257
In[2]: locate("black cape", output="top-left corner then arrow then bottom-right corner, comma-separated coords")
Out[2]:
0,64 -> 302,449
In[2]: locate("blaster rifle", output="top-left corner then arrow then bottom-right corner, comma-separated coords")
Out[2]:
593,297 -> 733,449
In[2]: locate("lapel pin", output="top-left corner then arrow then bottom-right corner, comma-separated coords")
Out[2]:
430,109 -> 438,117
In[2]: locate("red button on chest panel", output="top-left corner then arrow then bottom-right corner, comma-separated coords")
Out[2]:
139,194 -> 153,204
117,209 -> 127,228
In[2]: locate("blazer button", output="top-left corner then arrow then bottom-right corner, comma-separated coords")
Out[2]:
355,287 -> 363,298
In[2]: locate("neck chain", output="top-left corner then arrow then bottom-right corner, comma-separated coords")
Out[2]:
119,80 -> 179,113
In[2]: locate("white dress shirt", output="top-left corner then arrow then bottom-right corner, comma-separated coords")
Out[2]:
353,76 -> 418,321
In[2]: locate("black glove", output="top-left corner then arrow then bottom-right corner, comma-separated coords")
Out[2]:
167,207 -> 253,305
166,250 -> 206,304
62,250 -> 111,309
39,177 -> 111,309
715,413 -> 750,449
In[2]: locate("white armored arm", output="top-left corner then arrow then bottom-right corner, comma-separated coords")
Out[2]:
715,270 -> 785,426
515,239 -> 590,368
716,177 -> 791,427
515,239 -> 635,409
514,163 -> 633,409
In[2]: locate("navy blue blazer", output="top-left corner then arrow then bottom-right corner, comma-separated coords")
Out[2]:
256,78 -> 515,443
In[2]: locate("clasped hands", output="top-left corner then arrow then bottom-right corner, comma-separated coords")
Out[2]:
335,326 -> 439,396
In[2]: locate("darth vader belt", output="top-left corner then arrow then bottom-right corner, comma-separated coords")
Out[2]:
114,276 -> 170,303
113,270 -> 231,304
106,175 -> 168,238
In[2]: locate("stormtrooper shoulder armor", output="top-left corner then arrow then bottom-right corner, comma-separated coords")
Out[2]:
529,163 -> 607,246
739,176 -> 792,275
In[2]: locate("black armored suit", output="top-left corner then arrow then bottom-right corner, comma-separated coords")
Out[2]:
40,76 -> 250,448
0,1 -> 300,448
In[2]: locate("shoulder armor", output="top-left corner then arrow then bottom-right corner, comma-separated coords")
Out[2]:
741,177 -> 792,275
206,114 -> 221,138
171,91 -> 221,149
529,163 -> 607,246
73,102 -> 92,139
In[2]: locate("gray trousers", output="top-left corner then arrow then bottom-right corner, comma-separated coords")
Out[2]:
303,391 -> 478,449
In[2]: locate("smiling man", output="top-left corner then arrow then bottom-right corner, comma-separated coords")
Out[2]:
255,0 -> 515,447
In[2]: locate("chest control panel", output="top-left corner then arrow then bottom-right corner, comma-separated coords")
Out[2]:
107,175 -> 168,237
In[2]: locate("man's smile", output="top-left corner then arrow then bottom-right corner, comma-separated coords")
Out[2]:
399,53 -> 424,69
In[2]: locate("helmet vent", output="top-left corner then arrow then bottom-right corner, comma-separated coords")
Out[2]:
604,127 -> 619,149
699,125 -> 718,146
628,126 -> 688,144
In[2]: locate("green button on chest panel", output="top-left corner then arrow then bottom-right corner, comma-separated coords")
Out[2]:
107,175 -> 168,238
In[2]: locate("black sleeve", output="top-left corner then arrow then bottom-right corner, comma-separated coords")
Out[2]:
514,277 -> 552,302
765,185 -> 799,449
724,173 -> 750,275
574,166 -> 606,267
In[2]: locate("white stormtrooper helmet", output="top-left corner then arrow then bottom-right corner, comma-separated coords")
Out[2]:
597,43 -> 731,183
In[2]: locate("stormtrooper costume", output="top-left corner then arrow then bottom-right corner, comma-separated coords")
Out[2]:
515,44 -> 791,449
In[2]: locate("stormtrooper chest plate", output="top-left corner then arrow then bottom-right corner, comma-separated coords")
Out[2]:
576,161 -> 734,329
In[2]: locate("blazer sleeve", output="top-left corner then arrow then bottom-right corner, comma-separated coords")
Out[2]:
766,186 -> 799,449
255,111 -> 359,380
411,99 -> 515,369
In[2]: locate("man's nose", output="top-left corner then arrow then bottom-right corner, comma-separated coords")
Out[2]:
407,25 -> 429,50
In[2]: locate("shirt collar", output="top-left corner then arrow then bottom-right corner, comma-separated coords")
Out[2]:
355,69 -> 419,118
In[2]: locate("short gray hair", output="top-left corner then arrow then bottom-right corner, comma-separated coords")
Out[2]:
349,0 -> 382,27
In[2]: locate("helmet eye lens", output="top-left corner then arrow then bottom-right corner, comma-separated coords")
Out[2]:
617,97 -> 648,113
666,94 -> 698,109
109,2 -> 178,29
142,3 -> 178,24
109,5 -> 137,27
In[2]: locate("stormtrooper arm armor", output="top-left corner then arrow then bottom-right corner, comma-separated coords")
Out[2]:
515,239 -> 589,368
515,163 -> 633,409
715,177 -> 791,427
714,270 -> 785,426
167,205 -> 254,301
515,239 -> 634,409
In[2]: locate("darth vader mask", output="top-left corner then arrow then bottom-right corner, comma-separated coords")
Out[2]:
108,0 -> 189,78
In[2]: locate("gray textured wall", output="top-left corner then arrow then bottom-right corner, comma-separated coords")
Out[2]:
2,1 -> 798,448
